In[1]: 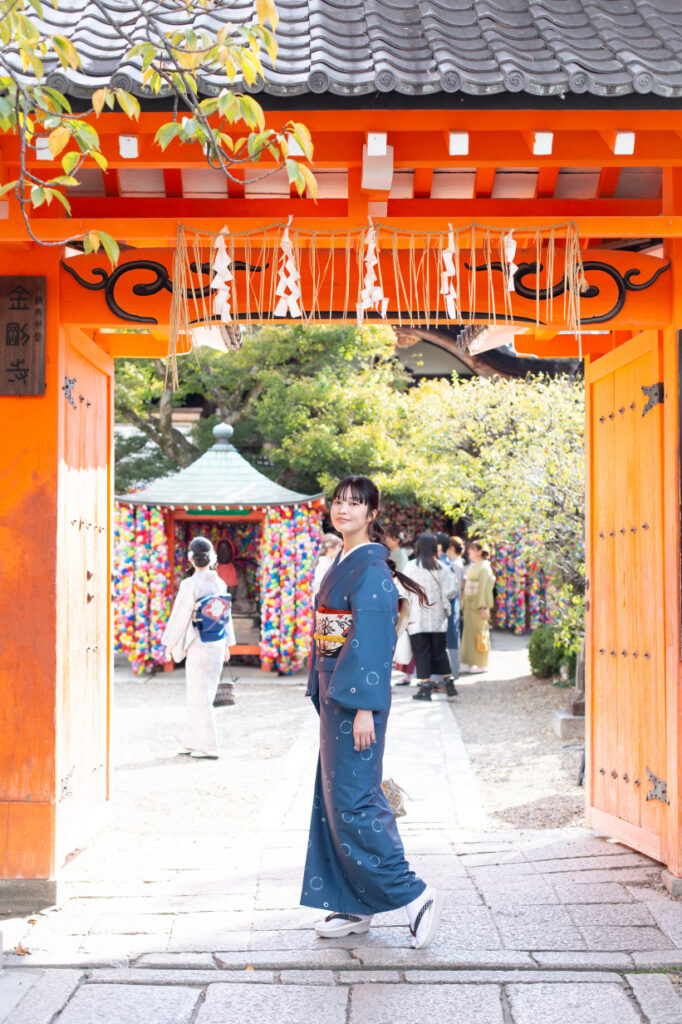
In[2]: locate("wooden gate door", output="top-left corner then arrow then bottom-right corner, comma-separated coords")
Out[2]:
586,330 -> 668,861
55,331 -> 113,866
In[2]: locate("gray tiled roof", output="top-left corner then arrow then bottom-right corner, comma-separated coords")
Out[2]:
117,423 -> 322,507
25,1 -> 682,100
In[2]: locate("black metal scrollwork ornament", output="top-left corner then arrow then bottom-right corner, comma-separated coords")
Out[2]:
465,259 -> 671,325
61,258 -> 268,325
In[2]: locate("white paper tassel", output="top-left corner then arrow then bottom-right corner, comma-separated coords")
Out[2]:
274,217 -> 302,318
356,224 -> 389,324
504,231 -> 518,293
440,223 -> 458,319
211,226 -> 233,323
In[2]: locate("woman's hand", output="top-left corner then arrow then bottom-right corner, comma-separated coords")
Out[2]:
164,648 -> 173,663
353,709 -> 375,752
479,609 -> 490,620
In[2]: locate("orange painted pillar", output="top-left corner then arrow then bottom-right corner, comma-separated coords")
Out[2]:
0,249 -> 112,910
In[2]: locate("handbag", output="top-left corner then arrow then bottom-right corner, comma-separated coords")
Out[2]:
381,778 -> 408,817
213,664 -> 235,707
476,625 -> 490,654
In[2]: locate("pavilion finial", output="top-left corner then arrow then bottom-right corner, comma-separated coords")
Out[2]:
212,422 -> 234,448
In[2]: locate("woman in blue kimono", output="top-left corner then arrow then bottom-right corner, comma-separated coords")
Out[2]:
301,475 -> 444,949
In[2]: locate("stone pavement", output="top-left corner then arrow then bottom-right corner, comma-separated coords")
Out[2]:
2,638 -> 682,1022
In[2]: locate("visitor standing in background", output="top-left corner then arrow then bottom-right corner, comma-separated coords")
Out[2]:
446,536 -> 465,679
385,524 -> 409,572
460,541 -> 495,675
162,537 -> 236,759
313,532 -> 343,595
403,533 -> 458,702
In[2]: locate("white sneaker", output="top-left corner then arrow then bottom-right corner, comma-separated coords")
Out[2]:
315,912 -> 373,937
459,664 -> 471,673
407,888 -> 444,949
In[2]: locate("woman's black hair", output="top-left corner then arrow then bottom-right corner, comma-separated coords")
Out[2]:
416,532 -> 440,572
188,536 -> 214,569
435,531 -> 450,552
331,475 -> 429,606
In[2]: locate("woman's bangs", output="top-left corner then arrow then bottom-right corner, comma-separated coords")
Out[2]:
332,479 -> 368,505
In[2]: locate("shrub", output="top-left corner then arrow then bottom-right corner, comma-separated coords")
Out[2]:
528,625 -> 564,678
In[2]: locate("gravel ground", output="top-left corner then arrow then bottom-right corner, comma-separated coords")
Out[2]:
451,633 -> 585,830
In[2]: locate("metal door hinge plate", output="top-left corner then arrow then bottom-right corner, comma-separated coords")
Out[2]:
641,382 -> 664,416
645,767 -> 668,804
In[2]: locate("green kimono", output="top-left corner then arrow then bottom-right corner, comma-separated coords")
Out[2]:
460,560 -> 495,668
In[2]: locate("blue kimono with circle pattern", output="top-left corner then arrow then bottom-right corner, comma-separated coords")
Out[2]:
300,543 -> 425,914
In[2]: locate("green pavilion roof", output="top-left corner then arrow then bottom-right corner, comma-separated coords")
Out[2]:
117,423 -> 323,509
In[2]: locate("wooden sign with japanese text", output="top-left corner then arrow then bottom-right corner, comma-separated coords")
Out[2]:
0,277 -> 46,395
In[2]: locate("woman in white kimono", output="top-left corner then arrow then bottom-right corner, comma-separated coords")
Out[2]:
162,537 -> 236,759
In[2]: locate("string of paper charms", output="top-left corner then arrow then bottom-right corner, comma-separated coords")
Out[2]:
356,222 -> 389,323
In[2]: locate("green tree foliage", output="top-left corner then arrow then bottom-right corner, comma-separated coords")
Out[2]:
0,0 -> 314,260
114,431 -> 177,494
114,323 -> 408,490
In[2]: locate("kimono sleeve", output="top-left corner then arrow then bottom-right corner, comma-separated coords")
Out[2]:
480,565 -> 495,609
327,561 -> 397,713
161,579 -> 195,660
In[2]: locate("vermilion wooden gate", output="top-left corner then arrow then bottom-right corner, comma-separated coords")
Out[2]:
586,330 -> 668,861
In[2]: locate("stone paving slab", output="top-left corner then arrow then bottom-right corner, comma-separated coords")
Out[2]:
336,970 -> 401,983
1,970 -> 83,1024
492,906 -> 585,951
632,950 -> 682,969
214,949 -> 357,969
532,951 -> 635,970
133,953 -> 216,969
85,969 -> 276,985
476,879 -> 559,906
642,898 -> 682,947
195,983 -> 348,1024
0,969 -> 44,1019
56,983 -> 200,1024
626,973 -> 682,1024
349,982 -> 505,1024
280,969 -> 336,985
579,925 -> 673,951
507,981 -> 643,1024
352,948 -> 535,969
553,882 -> 634,904
404,969 -> 624,984
565,902 -> 656,926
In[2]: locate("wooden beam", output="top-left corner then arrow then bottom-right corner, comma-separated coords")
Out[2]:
535,167 -> 559,199
163,169 -> 183,198
102,170 -> 120,197
9,214 -> 682,244
597,167 -> 622,199
413,168 -> 433,199
474,168 -> 496,198
227,170 -> 244,200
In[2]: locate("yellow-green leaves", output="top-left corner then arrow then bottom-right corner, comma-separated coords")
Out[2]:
255,0 -> 278,30
83,229 -> 119,268
47,124 -> 70,157
52,34 -> 80,70
115,89 -> 140,120
154,121 -> 182,150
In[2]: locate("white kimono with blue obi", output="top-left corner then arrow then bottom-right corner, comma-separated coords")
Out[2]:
301,543 -> 425,914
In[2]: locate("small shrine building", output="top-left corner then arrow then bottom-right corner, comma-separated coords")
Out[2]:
114,422 -> 324,674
